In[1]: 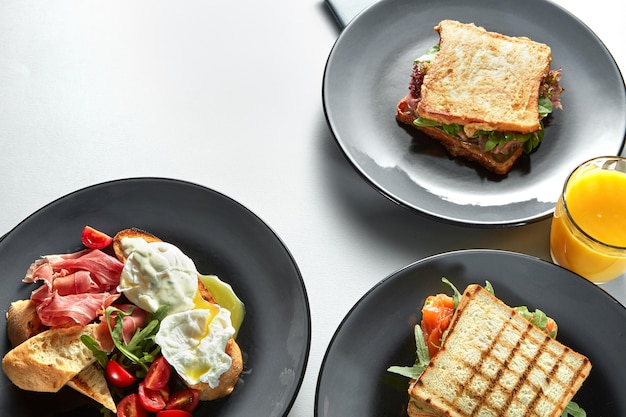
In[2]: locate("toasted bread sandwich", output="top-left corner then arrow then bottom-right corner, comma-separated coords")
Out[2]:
396,20 -> 564,175
407,285 -> 591,417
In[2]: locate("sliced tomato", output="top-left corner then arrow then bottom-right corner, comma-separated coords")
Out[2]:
144,356 -> 171,390
138,381 -> 170,412
81,226 -> 113,249
157,410 -> 193,417
165,388 -> 200,412
118,393 -> 147,417
105,360 -> 136,388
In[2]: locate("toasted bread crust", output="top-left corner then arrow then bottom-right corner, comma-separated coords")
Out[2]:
6,299 -> 48,347
409,285 -> 591,417
112,227 -> 161,263
417,20 -> 551,136
397,97 -> 523,175
1,324 -> 100,393
186,337 -> 244,400
66,363 -> 117,412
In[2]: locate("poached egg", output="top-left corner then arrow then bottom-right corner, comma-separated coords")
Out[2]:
155,307 -> 235,388
117,237 -> 197,314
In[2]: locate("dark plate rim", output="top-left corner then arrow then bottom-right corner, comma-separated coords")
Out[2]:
0,176 -> 312,417
314,248 -> 626,416
322,0 -> 626,228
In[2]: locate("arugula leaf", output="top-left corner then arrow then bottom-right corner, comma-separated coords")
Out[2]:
388,325 -> 430,379
105,304 -> 168,374
415,44 -> 440,63
80,334 -> 109,368
562,401 -> 586,417
441,277 -> 462,309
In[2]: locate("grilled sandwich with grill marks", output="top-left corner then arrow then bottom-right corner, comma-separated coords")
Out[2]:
407,284 -> 591,417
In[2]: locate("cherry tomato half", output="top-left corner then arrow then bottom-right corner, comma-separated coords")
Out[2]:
138,381 -> 170,412
157,410 -> 193,417
117,393 -> 147,417
143,356 -> 171,390
105,360 -> 136,388
165,388 -> 200,412
81,226 -> 113,249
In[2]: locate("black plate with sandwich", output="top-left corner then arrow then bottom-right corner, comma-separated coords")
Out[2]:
315,249 -> 626,416
0,178 -> 311,417
323,0 -> 626,227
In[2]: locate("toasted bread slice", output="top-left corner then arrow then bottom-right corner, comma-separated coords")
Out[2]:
417,20 -> 551,136
2,323 -> 100,393
397,97 -> 524,175
409,285 -> 591,417
5,299 -> 117,410
112,227 -> 161,263
186,337 -> 244,400
66,362 -> 117,412
6,299 -> 48,346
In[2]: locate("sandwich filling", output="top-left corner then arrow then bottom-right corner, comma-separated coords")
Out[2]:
405,44 -> 564,161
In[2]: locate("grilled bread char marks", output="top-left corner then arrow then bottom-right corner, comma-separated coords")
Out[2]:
410,285 -> 591,417
418,20 -> 552,137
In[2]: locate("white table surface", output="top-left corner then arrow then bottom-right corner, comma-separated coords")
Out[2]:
0,0 -> 624,416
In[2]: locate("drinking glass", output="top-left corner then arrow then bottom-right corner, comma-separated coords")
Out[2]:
550,156 -> 626,283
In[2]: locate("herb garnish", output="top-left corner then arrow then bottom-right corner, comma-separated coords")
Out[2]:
82,304 -> 168,376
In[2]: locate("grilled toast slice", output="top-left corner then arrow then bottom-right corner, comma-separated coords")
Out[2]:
6,299 -> 48,346
409,285 -> 591,417
5,299 -> 116,411
66,362 -> 117,412
396,20 -> 556,175
2,323 -> 100,393
417,20 -> 552,137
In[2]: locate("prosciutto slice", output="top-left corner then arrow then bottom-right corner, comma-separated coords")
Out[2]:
25,249 -> 123,291
23,249 -> 124,327
36,292 -> 120,328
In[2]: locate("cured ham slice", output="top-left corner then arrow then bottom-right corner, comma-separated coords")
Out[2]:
25,249 -> 123,292
23,249 -> 124,327
36,292 -> 120,327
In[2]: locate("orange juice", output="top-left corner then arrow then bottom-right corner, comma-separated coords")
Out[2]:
550,158 -> 626,283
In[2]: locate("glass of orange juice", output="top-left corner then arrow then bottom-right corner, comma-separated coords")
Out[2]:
550,156 -> 626,283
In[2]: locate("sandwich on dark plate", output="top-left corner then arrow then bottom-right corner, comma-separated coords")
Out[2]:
396,20 -> 564,175
389,281 -> 591,417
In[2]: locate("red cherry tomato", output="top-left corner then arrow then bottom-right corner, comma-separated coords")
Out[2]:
105,360 -> 136,388
138,381 -> 170,412
81,226 -> 113,249
117,393 -> 147,417
165,388 -> 200,412
157,410 -> 193,417
143,356 -> 171,390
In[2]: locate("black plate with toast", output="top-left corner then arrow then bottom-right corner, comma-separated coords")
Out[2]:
0,178 -> 311,417
323,0 -> 626,227
315,249 -> 626,416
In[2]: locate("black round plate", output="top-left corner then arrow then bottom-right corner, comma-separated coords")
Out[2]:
323,0 -> 626,227
0,178 -> 310,417
315,249 -> 626,416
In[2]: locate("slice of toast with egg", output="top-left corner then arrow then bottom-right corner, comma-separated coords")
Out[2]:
113,228 -> 243,399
